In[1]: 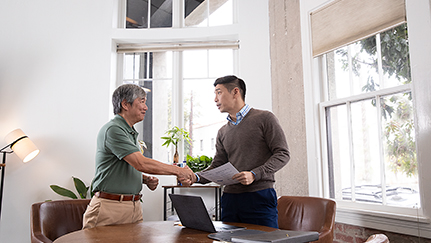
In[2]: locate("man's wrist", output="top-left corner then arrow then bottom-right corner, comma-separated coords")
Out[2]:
195,173 -> 200,182
250,171 -> 256,179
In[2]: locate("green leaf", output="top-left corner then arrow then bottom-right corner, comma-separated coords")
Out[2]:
50,185 -> 78,199
73,177 -> 88,199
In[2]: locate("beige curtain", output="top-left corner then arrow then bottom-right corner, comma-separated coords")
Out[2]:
311,0 -> 406,57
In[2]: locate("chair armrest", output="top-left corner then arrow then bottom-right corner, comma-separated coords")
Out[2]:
31,232 -> 52,243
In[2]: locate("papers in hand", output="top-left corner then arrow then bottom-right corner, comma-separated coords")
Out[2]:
199,162 -> 240,185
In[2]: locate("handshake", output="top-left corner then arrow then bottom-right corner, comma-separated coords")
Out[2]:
176,165 -> 197,186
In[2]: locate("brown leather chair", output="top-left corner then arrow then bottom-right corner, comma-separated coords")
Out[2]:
31,199 -> 90,243
277,196 -> 336,243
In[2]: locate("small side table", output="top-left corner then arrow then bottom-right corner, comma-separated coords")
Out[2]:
163,184 -> 222,221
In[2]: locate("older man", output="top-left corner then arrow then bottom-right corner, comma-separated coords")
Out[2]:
83,84 -> 194,229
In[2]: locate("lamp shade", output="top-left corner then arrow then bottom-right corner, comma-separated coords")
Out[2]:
4,129 -> 39,163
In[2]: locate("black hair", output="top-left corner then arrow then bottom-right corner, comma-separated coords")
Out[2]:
213,75 -> 246,101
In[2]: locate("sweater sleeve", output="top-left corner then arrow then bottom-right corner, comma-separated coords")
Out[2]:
251,112 -> 290,181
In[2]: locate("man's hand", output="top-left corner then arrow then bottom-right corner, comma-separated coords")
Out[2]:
144,175 -> 159,191
176,166 -> 195,185
178,171 -> 198,186
232,171 -> 255,185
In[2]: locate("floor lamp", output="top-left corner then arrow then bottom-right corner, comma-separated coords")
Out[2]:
0,129 -> 39,220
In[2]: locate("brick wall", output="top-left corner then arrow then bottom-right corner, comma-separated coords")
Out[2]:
334,223 -> 431,243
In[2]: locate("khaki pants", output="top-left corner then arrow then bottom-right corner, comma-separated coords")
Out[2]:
82,195 -> 143,229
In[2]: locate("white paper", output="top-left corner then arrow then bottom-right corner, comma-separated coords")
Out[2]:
199,162 -> 240,185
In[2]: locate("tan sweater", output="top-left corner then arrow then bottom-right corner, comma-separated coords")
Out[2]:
198,108 -> 290,193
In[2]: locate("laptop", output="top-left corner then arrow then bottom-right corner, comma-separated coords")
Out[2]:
169,194 -> 246,233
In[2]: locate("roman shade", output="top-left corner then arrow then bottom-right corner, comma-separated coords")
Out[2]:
117,40 -> 239,53
310,0 -> 406,57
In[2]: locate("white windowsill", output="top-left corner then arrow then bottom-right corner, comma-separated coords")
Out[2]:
335,206 -> 431,239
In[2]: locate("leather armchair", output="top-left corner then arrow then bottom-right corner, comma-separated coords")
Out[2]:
277,196 -> 336,243
31,199 -> 90,243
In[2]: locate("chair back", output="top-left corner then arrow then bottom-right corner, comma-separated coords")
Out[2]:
31,199 -> 90,243
277,196 -> 336,243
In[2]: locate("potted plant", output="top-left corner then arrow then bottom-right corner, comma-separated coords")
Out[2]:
50,176 -> 93,199
186,154 -> 212,172
161,126 -> 192,163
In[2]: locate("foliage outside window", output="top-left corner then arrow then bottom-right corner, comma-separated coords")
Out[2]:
321,23 -> 418,209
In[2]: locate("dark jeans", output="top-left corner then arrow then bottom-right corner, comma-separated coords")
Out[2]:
221,188 -> 278,228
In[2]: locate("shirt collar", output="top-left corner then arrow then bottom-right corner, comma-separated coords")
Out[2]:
227,104 -> 251,125
114,114 -> 138,136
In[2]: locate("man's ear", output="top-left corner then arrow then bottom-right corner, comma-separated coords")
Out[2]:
232,87 -> 240,98
121,99 -> 129,111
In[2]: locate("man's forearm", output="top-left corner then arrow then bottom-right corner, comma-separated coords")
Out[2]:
124,152 -> 181,176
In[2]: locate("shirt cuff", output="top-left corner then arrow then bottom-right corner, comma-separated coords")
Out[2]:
250,171 -> 256,177
195,173 -> 200,182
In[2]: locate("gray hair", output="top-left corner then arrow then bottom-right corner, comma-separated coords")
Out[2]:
112,84 -> 147,115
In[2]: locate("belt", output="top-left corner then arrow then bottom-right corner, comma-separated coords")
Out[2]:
96,191 -> 142,202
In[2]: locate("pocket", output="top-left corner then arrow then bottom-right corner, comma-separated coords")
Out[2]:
82,198 -> 102,229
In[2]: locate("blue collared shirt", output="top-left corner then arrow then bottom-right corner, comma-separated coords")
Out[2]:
227,104 -> 251,125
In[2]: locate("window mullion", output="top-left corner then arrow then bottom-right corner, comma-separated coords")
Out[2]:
347,46 -> 354,96
172,0 -> 184,28
172,51 -> 184,160
376,95 -> 387,205
147,0 -> 151,29
376,34 -> 385,89
346,101 -> 356,202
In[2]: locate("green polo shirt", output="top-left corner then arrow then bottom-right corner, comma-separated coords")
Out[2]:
92,115 -> 142,195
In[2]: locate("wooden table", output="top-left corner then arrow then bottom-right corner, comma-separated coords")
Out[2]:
53,221 -> 278,243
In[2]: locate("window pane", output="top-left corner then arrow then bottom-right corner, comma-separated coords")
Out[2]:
380,23 -> 411,88
123,51 -> 174,163
183,50 -> 208,78
327,23 -> 411,100
185,0 -> 233,27
326,47 -> 349,100
185,0 -> 208,27
126,0 -> 148,28
209,0 -> 233,26
126,0 -> 172,28
350,42 -> 379,96
183,78 -> 225,159
381,92 -> 419,208
326,105 -> 350,201
150,0 -> 172,28
351,99 -> 381,204
153,52 -> 173,79
208,49 -> 233,77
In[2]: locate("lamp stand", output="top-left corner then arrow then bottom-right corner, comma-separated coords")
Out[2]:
0,151 -> 11,220
0,152 -> 6,220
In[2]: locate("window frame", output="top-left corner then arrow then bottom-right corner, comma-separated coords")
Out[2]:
304,0 -> 431,238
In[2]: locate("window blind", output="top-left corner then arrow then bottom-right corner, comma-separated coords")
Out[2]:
117,40 -> 239,53
310,0 -> 406,57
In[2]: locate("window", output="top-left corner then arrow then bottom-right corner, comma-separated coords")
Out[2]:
125,0 -> 233,28
319,23 -> 418,213
118,0 -> 237,163
121,48 -> 234,163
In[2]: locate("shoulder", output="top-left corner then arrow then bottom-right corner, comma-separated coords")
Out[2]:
248,108 -> 277,120
99,120 -> 128,140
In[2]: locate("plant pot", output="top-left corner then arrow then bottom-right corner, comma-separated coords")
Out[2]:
173,149 -> 179,164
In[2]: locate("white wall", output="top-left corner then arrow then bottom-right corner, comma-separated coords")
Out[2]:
0,0 -> 271,242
